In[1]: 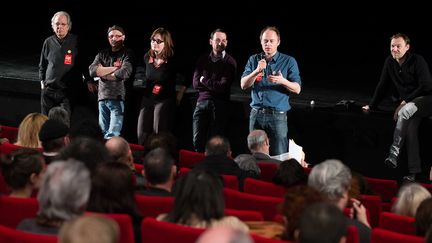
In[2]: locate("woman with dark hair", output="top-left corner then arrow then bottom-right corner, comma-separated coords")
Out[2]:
136,27 -> 186,145
86,162 -> 142,242
0,148 -> 45,197
158,170 -> 248,232
272,159 -> 308,188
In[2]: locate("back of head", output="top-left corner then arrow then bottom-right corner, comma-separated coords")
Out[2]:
143,147 -> 175,185
87,162 -> 137,215
144,131 -> 177,159
58,137 -> 111,174
196,226 -> 253,243
16,112 -> 48,148
0,148 -> 44,191
281,185 -> 325,241
37,160 -> 91,225
393,182 -> 431,217
205,135 -> 231,157
415,197 -> 432,236
39,119 -> 69,152
247,129 -> 267,152
167,170 -> 224,225
234,154 -> 261,176
308,159 -> 351,204
273,159 -> 308,188
59,215 -> 119,243
48,106 -> 70,128
298,202 -> 348,243
105,136 -> 131,165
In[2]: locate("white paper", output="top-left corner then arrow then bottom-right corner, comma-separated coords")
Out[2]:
270,139 -> 304,166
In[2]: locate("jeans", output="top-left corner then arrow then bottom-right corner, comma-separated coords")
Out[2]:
98,99 -> 124,139
192,100 -> 229,152
249,108 -> 288,156
390,95 -> 432,173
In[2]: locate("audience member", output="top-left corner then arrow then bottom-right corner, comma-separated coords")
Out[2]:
68,118 -> 104,142
0,148 -> 45,198
233,154 -> 261,178
195,226 -> 253,243
86,162 -> 142,242
17,160 -> 91,235
143,131 -> 178,160
272,159 -> 308,188
349,171 -> 375,200
280,185 -> 324,241
58,215 -> 119,243
39,119 -> 70,164
138,148 -> 176,196
193,135 -> 258,190
247,129 -> 281,164
15,112 -> 48,148
308,159 -> 371,243
105,136 -> 134,170
57,137 -> 111,174
158,170 -> 248,232
297,202 -> 348,243
415,197 -> 432,236
392,182 -> 431,217
48,106 -> 70,127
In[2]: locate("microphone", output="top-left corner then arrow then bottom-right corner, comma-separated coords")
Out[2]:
260,53 -> 265,78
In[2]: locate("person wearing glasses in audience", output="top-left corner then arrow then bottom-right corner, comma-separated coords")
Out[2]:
241,26 -> 301,156
88,25 -> 133,139
136,27 -> 186,145
39,11 -> 92,117
192,28 -> 237,152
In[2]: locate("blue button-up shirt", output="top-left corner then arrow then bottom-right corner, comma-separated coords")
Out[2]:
241,52 -> 301,112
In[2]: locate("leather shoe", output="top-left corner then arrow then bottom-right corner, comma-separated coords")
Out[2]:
403,174 -> 416,182
384,156 -> 397,169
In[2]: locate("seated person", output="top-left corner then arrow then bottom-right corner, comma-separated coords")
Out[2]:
296,202 -> 348,243
233,154 -> 261,178
137,148 -> 176,196
272,159 -> 308,188
414,197 -> 432,237
39,119 -> 70,164
58,215 -> 119,243
15,112 -> 48,148
247,130 -> 281,164
157,170 -> 249,232
392,182 -> 431,217
0,148 -> 45,197
17,160 -> 91,235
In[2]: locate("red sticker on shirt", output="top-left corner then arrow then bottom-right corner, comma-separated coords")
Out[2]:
256,73 -> 263,82
64,54 -> 72,65
152,84 -> 162,95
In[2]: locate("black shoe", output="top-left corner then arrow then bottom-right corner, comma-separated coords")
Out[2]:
384,156 -> 397,169
403,174 -> 416,182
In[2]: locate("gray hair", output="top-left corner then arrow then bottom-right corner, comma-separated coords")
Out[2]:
37,159 -> 91,221
48,106 -> 70,128
308,159 -> 351,203
247,129 -> 267,151
234,154 -> 261,175
51,11 -> 72,31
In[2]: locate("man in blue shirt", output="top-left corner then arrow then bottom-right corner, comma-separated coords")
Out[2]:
241,26 -> 301,155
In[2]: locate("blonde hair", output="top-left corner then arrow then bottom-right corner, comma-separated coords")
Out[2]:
15,113 -> 48,148
392,183 -> 431,217
59,215 -> 119,243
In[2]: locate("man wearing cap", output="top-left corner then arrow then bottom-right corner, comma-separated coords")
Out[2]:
89,25 -> 134,139
39,119 -> 70,164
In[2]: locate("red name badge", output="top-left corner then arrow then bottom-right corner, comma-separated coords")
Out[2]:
64,54 -> 72,65
256,73 -> 263,82
152,84 -> 162,95
113,60 -> 122,67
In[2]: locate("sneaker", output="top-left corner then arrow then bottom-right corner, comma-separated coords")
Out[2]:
384,156 -> 397,169
402,174 -> 416,182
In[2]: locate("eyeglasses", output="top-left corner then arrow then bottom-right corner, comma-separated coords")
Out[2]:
109,34 -> 123,39
150,38 -> 164,44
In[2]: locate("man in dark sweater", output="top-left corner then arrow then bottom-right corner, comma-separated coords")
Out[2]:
39,11 -> 91,116
192,29 -> 237,152
363,33 -> 432,181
